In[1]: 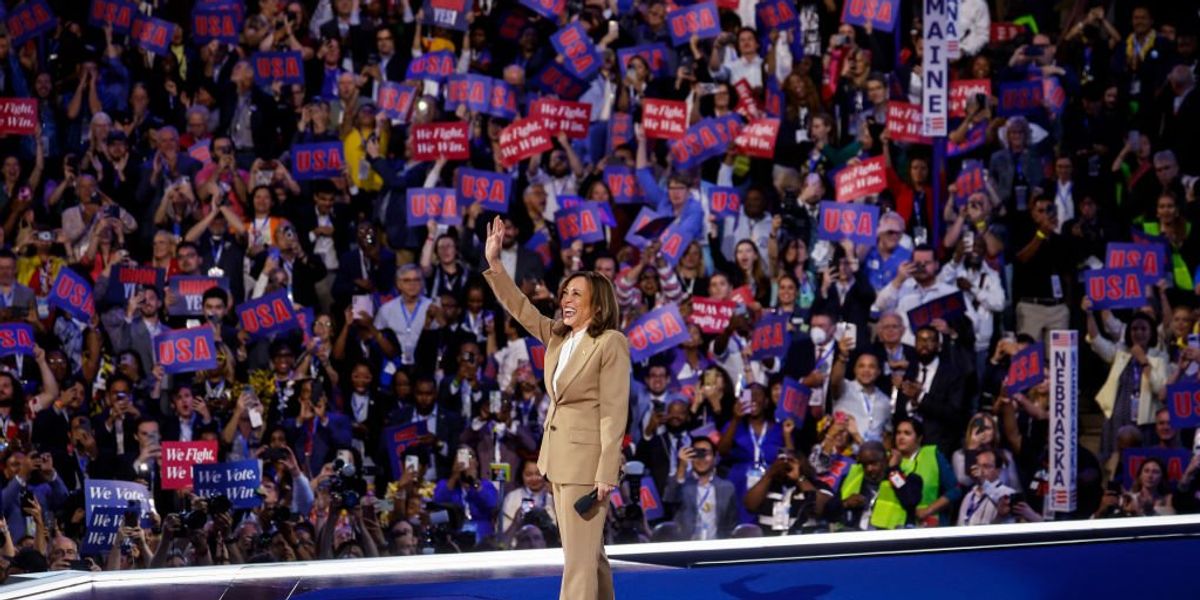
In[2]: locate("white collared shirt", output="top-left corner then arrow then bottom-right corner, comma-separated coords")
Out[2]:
553,329 -> 585,396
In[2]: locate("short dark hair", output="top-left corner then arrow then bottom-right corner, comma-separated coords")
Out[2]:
202,287 -> 228,306
691,436 -> 716,452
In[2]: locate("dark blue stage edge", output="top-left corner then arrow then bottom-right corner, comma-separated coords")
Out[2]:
4,516 -> 1198,600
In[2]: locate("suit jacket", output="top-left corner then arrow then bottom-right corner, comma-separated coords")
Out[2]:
195,234 -> 246,303
512,247 -> 546,286
484,267 -> 630,486
894,354 -> 968,456
662,475 -> 738,539
811,274 -> 876,347
987,149 -> 1044,210
250,252 -> 328,310
0,283 -> 35,313
332,247 -> 397,308
285,411 -> 354,476
384,405 -> 465,482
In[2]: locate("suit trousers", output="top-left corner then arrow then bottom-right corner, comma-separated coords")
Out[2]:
552,482 -> 613,600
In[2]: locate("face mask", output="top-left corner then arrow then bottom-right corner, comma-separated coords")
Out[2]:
810,327 -> 828,346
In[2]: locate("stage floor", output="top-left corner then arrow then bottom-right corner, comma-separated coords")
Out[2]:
6,516 -> 1199,599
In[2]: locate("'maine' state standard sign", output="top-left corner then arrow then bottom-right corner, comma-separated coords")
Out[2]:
1049,330 -> 1077,513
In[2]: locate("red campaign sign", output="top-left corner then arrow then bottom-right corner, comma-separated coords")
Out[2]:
529,99 -> 592,139
608,112 -> 633,151
990,23 -> 1025,45
411,122 -> 470,161
498,118 -> 554,168
949,79 -> 991,118
689,297 -> 735,334
161,441 -> 218,490
733,118 -> 780,158
835,156 -> 888,202
734,79 -> 760,120
0,98 -> 37,135
730,285 -> 754,306
885,102 -> 930,144
641,99 -> 688,140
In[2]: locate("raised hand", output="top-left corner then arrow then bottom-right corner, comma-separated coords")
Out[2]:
484,215 -> 505,269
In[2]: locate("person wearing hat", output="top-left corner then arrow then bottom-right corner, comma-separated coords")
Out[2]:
344,103 -> 389,193
862,212 -> 912,292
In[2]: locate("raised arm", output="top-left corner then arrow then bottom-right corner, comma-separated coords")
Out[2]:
481,215 -> 555,343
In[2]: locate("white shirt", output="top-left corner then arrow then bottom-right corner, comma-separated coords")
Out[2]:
916,357 -> 940,403
553,329 -> 585,396
500,247 -> 518,280
874,280 -> 958,345
937,260 -> 1005,352
832,381 -> 892,442
1053,180 -> 1075,232
374,295 -> 431,365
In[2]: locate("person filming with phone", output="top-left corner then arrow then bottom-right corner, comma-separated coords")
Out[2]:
481,215 -> 630,600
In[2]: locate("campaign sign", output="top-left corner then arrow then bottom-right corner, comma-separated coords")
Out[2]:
525,337 -> 546,379
1119,448 -> 1191,489
383,421 -> 430,477
410,122 -> 470,161
105,265 -> 164,306
756,0 -> 798,32
406,51 -> 456,82
841,0 -> 899,32
1043,77 -> 1066,117
238,290 -> 299,340
1166,381 -> 1200,428
816,201 -> 879,246
378,81 -> 417,122
666,2 -> 720,46
251,51 -> 304,86
1130,228 -> 1167,248
555,205 -> 607,245
589,200 -> 617,228
7,0 -> 56,47
734,118 -> 780,158
456,168 -> 510,213
130,15 -> 176,56
608,112 -> 634,152
444,74 -> 485,113
604,165 -> 644,205
0,323 -> 33,358
422,0 -> 473,31
193,5 -> 241,44
642,99 -> 688,140
536,62 -> 588,100
998,80 -> 1045,117
525,230 -> 553,269
498,118 -> 554,168
1005,342 -> 1044,395
834,156 -> 888,201
689,297 -> 735,334
750,314 -> 790,361
530,98 -> 591,139
886,102 -> 930,144
552,23 -> 602,81
775,377 -> 810,425
669,114 -> 743,169
49,268 -> 94,321
1084,267 -> 1147,310
990,22 -> 1025,44
188,139 -> 212,165
906,291 -> 967,331
161,441 -> 218,490
626,304 -> 689,362
733,79 -> 760,120
407,188 -> 461,226
194,460 -> 262,509
706,185 -> 742,220
89,0 -> 136,34
486,79 -> 520,120
167,276 -> 225,317
291,142 -> 345,181
658,220 -> 696,268
153,327 -> 217,375
764,76 -> 784,118
953,161 -> 986,205
816,455 -> 856,490
637,476 -> 665,521
1106,243 -> 1168,283
949,79 -> 991,117
947,121 -> 987,157
520,0 -> 565,20
624,206 -> 663,249
83,480 -> 151,555
617,44 -> 669,79
730,286 -> 755,307
1048,330 -> 1077,512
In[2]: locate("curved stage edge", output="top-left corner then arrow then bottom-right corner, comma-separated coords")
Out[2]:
5,515 -> 1198,599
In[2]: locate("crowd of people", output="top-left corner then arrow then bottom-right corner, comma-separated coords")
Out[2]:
0,0 -> 1198,580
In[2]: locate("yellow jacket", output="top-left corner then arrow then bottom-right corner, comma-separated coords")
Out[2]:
1089,334 -> 1167,426
343,127 -> 389,192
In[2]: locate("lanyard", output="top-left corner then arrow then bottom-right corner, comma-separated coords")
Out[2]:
964,491 -> 984,520
861,387 -> 874,424
212,240 -> 224,266
0,288 -> 10,308
814,343 -> 835,371
749,422 -> 767,466
253,217 -> 269,243
697,483 -> 713,511
399,298 -> 425,333
359,250 -> 370,280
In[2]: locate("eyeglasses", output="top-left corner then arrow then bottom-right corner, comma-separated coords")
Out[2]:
399,278 -> 421,283
213,145 -> 232,153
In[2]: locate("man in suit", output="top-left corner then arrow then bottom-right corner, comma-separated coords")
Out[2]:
218,61 -> 282,167
386,374 -> 464,483
811,247 -> 876,348
33,379 -> 85,468
894,326 -> 967,456
91,375 -> 142,463
285,382 -> 353,476
319,0 -> 373,68
135,127 -> 202,251
191,208 -> 246,303
159,385 -> 216,443
106,286 -> 166,383
635,399 -> 693,506
1158,65 -> 1200,172
333,222 -> 396,313
0,249 -> 36,318
292,182 -> 351,312
250,220 -> 328,310
496,216 -> 545,287
662,436 -> 737,540
437,340 -> 498,423
419,294 -> 475,386
861,311 -> 918,395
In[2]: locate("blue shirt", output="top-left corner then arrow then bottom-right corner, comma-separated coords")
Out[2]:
864,245 -> 912,291
433,479 -> 500,543
636,167 -> 705,243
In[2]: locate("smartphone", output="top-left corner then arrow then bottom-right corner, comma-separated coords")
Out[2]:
104,204 -> 120,219
405,455 -> 420,475
1024,45 -> 1044,57
248,406 -> 264,429
738,389 -> 753,414
1128,130 -> 1140,148
457,448 -> 471,469
352,294 -> 375,319
835,322 -> 857,346
962,229 -> 975,252
973,93 -> 988,109
67,559 -> 91,571
489,391 -> 502,414
833,34 -> 850,46
268,247 -> 281,262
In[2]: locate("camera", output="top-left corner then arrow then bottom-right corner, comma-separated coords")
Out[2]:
261,447 -> 289,463
123,500 -> 141,528
329,458 -> 362,509
612,461 -> 647,544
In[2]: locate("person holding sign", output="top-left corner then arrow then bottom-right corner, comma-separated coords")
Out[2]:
481,215 -> 629,600
1085,309 -> 1167,464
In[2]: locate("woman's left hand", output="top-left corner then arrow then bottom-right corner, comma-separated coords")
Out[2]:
594,482 -> 614,500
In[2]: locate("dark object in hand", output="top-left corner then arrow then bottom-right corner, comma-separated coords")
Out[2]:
573,489 -> 600,516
